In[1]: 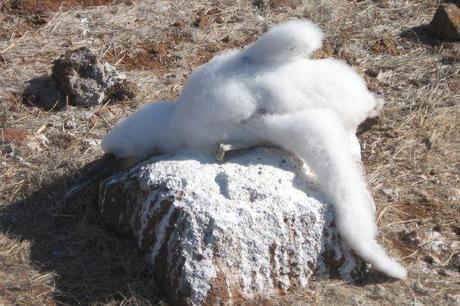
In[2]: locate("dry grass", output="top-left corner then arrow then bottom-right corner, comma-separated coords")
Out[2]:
0,0 -> 459,304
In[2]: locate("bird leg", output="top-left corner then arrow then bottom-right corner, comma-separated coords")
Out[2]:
216,142 -> 260,162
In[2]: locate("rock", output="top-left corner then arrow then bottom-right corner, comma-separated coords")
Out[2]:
429,2 -> 460,41
365,67 -> 380,78
423,254 -> 442,266
398,230 -> 421,246
51,47 -> 133,106
98,148 -> 359,305
64,118 -> 76,130
252,0 -> 265,8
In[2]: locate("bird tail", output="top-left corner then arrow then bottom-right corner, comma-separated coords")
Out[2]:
64,153 -> 121,200
243,20 -> 323,64
252,110 -> 407,279
368,96 -> 385,119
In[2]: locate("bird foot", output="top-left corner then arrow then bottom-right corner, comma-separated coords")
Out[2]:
216,143 -> 259,162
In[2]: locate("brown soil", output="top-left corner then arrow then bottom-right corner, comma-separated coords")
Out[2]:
0,0 -> 116,39
106,42 -> 176,71
105,31 -> 192,71
371,35 -> 401,55
2,0 -> 115,14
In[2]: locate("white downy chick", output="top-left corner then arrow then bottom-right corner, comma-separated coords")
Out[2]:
101,20 -> 407,279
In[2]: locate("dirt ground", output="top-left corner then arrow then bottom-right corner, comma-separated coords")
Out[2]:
0,0 -> 458,305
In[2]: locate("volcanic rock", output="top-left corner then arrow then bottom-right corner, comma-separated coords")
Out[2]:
98,148 -> 359,305
51,47 -> 136,106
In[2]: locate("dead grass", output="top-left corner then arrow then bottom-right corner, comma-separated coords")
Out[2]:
1,0 -> 116,14
0,0 -> 459,305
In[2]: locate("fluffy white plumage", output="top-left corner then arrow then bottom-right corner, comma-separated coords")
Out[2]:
102,20 -> 407,279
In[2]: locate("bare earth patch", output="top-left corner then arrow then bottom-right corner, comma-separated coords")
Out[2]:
0,0 -> 458,305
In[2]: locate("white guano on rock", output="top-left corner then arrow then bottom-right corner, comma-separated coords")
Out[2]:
98,147 -> 358,305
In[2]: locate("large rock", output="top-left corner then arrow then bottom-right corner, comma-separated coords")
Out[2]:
98,148 -> 359,305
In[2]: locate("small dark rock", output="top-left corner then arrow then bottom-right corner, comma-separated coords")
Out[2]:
29,14 -> 48,26
365,67 -> 380,78
64,119 -> 76,130
423,254 -> 441,265
454,226 -> 460,236
252,0 -> 265,9
423,136 -> 433,150
172,20 -> 185,27
398,230 -> 421,245
1,143 -> 14,154
51,47 -> 130,107
24,47 -> 137,109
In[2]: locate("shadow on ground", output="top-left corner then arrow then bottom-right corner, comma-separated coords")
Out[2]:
0,148 -> 397,304
400,25 -> 442,47
22,75 -> 67,111
0,164 -> 163,305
